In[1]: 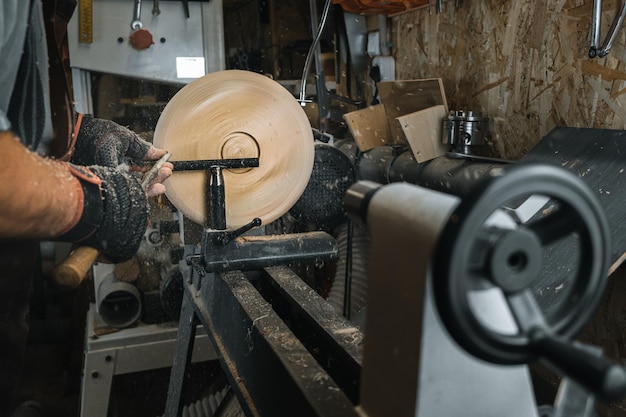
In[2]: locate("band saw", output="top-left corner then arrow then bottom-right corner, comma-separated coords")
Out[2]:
141,69 -> 626,417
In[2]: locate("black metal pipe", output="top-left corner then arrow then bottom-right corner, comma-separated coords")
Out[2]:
352,145 -> 511,198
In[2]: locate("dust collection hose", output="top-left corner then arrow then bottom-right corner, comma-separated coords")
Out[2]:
327,222 -> 370,320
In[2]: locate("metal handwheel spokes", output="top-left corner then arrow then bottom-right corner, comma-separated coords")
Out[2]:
432,163 -> 626,403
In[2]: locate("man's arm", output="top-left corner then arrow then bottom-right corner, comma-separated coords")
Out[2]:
0,131 -> 81,238
0,129 -> 173,264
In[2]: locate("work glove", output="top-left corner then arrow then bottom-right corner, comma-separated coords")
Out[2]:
72,116 -> 172,197
62,117 -> 172,262
71,116 -> 153,168
57,164 -> 148,263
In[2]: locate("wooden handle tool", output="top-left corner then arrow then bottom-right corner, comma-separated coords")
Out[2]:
51,246 -> 100,289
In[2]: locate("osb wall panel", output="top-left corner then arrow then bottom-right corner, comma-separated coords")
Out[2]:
392,0 -> 626,160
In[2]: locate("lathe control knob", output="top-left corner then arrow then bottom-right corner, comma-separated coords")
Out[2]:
129,28 -> 154,50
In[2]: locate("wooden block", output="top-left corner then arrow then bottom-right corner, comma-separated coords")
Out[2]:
397,105 -> 448,163
379,79 -> 448,145
343,104 -> 392,151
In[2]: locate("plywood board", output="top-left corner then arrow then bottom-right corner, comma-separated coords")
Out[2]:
378,79 -> 448,145
397,104 -> 447,163
343,104 -> 392,151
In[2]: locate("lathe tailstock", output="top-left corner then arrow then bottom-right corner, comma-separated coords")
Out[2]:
347,163 -> 626,417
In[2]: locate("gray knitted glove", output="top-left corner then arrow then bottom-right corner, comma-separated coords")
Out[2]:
71,117 -> 151,168
85,165 -> 148,263
58,164 -> 148,263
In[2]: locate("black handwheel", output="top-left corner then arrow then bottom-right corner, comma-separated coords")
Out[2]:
433,164 -> 626,402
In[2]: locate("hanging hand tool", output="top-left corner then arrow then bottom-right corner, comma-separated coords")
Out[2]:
182,0 -> 190,18
589,0 -> 626,58
152,0 -> 160,16
131,0 -> 142,30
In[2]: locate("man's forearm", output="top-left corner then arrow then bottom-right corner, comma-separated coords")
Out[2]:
0,131 -> 82,238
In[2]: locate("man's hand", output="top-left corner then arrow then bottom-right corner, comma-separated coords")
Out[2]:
80,165 -> 149,263
66,117 -> 174,261
72,116 -> 152,167
71,116 -> 173,197
142,148 -> 173,198
0,120 -> 174,263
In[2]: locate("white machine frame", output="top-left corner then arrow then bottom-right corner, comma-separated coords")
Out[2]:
80,303 -> 217,417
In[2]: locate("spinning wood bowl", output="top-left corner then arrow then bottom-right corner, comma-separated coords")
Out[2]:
154,70 -> 315,229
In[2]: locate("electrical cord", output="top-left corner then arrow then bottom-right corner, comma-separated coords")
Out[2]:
298,0 -> 332,105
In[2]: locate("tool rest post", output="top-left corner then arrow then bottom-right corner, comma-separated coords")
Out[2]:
208,166 -> 226,230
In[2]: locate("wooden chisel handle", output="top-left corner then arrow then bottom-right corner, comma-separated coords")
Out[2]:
51,246 -> 99,289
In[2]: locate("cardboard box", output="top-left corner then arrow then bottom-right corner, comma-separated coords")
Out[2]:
343,78 -> 449,163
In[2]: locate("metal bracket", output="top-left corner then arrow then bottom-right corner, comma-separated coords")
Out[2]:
589,0 -> 626,58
